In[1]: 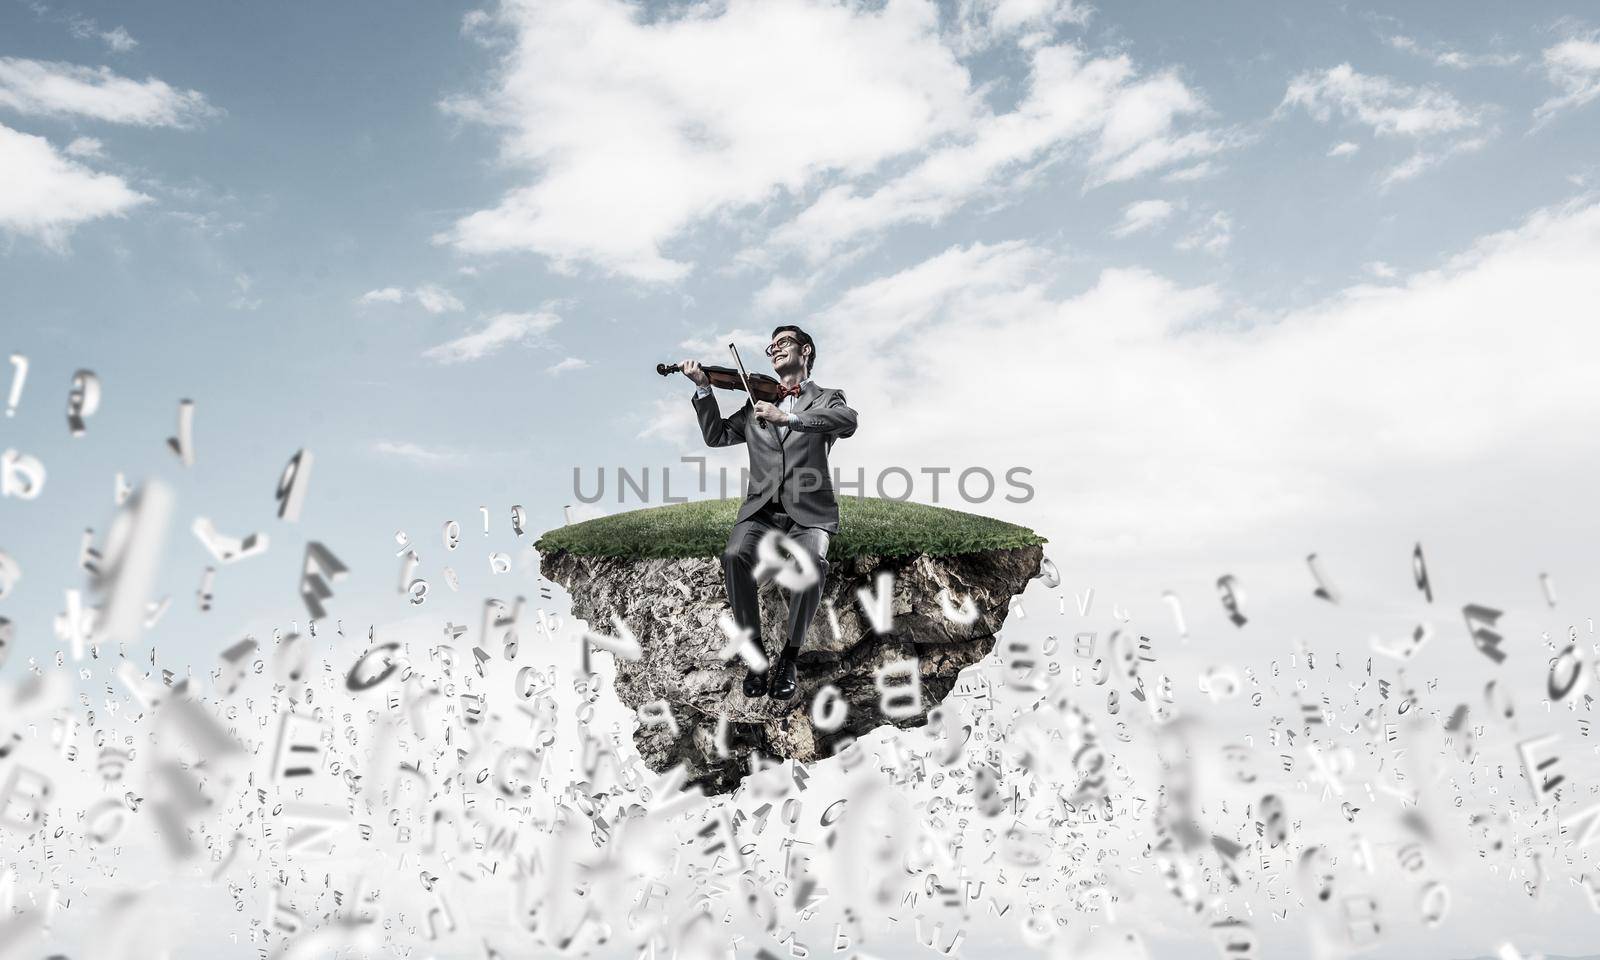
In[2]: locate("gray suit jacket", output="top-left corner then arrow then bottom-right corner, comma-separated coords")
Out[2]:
693,382 -> 858,532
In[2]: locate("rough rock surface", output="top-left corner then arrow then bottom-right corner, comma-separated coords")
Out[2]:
541,544 -> 1043,795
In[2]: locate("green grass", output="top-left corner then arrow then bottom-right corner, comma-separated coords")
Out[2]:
536,498 -> 1045,560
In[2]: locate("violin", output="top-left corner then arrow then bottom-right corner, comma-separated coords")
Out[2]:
657,361 -> 785,404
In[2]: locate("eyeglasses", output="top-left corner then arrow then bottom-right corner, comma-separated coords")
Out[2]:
764,336 -> 800,357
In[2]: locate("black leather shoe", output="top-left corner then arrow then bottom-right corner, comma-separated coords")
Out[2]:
742,666 -> 768,698
768,654 -> 798,700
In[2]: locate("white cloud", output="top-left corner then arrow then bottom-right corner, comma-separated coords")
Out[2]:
1162,160 -> 1218,182
99,26 -> 138,52
1380,152 -> 1435,185
372,440 -> 462,465
1386,35 -> 1519,70
753,275 -> 813,314
0,57 -> 216,127
64,135 -> 102,157
678,328 -> 772,359
65,15 -> 138,52
719,198 -> 1600,566
1283,64 -> 1488,184
423,310 -> 561,363
1175,210 -> 1231,255
1364,260 -> 1397,279
358,287 -> 406,305
546,357 -> 591,375
565,502 -> 609,523
440,0 -> 978,280
443,0 -> 1223,280
1280,63 -> 1480,137
1534,35 -> 1600,123
164,209 -> 241,237
1112,198 -> 1175,237
769,42 -> 1229,263
0,122 -> 148,246
358,284 -> 465,313
413,284 -> 465,314
1379,135 -> 1487,187
229,273 -> 262,311
948,0 -> 1090,53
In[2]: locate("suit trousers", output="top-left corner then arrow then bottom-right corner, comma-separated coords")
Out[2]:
722,500 -> 831,657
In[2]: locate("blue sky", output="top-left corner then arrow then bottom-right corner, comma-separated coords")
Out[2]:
4,2 -> 1600,953
4,0 -> 1600,721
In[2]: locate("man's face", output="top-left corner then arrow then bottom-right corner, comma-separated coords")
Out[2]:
766,333 -> 803,372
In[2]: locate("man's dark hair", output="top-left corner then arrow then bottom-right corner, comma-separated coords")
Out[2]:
771,324 -> 816,374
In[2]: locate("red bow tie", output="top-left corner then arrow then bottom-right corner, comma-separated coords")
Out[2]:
777,383 -> 804,400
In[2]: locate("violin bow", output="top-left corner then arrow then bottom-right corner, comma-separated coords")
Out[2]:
727,342 -> 771,433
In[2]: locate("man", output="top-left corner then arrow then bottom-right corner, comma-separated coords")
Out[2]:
680,325 -> 858,701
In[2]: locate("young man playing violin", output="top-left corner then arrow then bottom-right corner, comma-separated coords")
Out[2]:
678,326 -> 858,701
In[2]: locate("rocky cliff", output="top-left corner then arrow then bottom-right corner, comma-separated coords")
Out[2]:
540,536 -> 1043,795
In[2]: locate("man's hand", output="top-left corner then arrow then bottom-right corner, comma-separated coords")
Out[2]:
753,400 -> 790,424
681,359 -> 710,388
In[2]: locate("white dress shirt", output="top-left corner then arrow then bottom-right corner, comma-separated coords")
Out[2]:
695,379 -> 809,427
